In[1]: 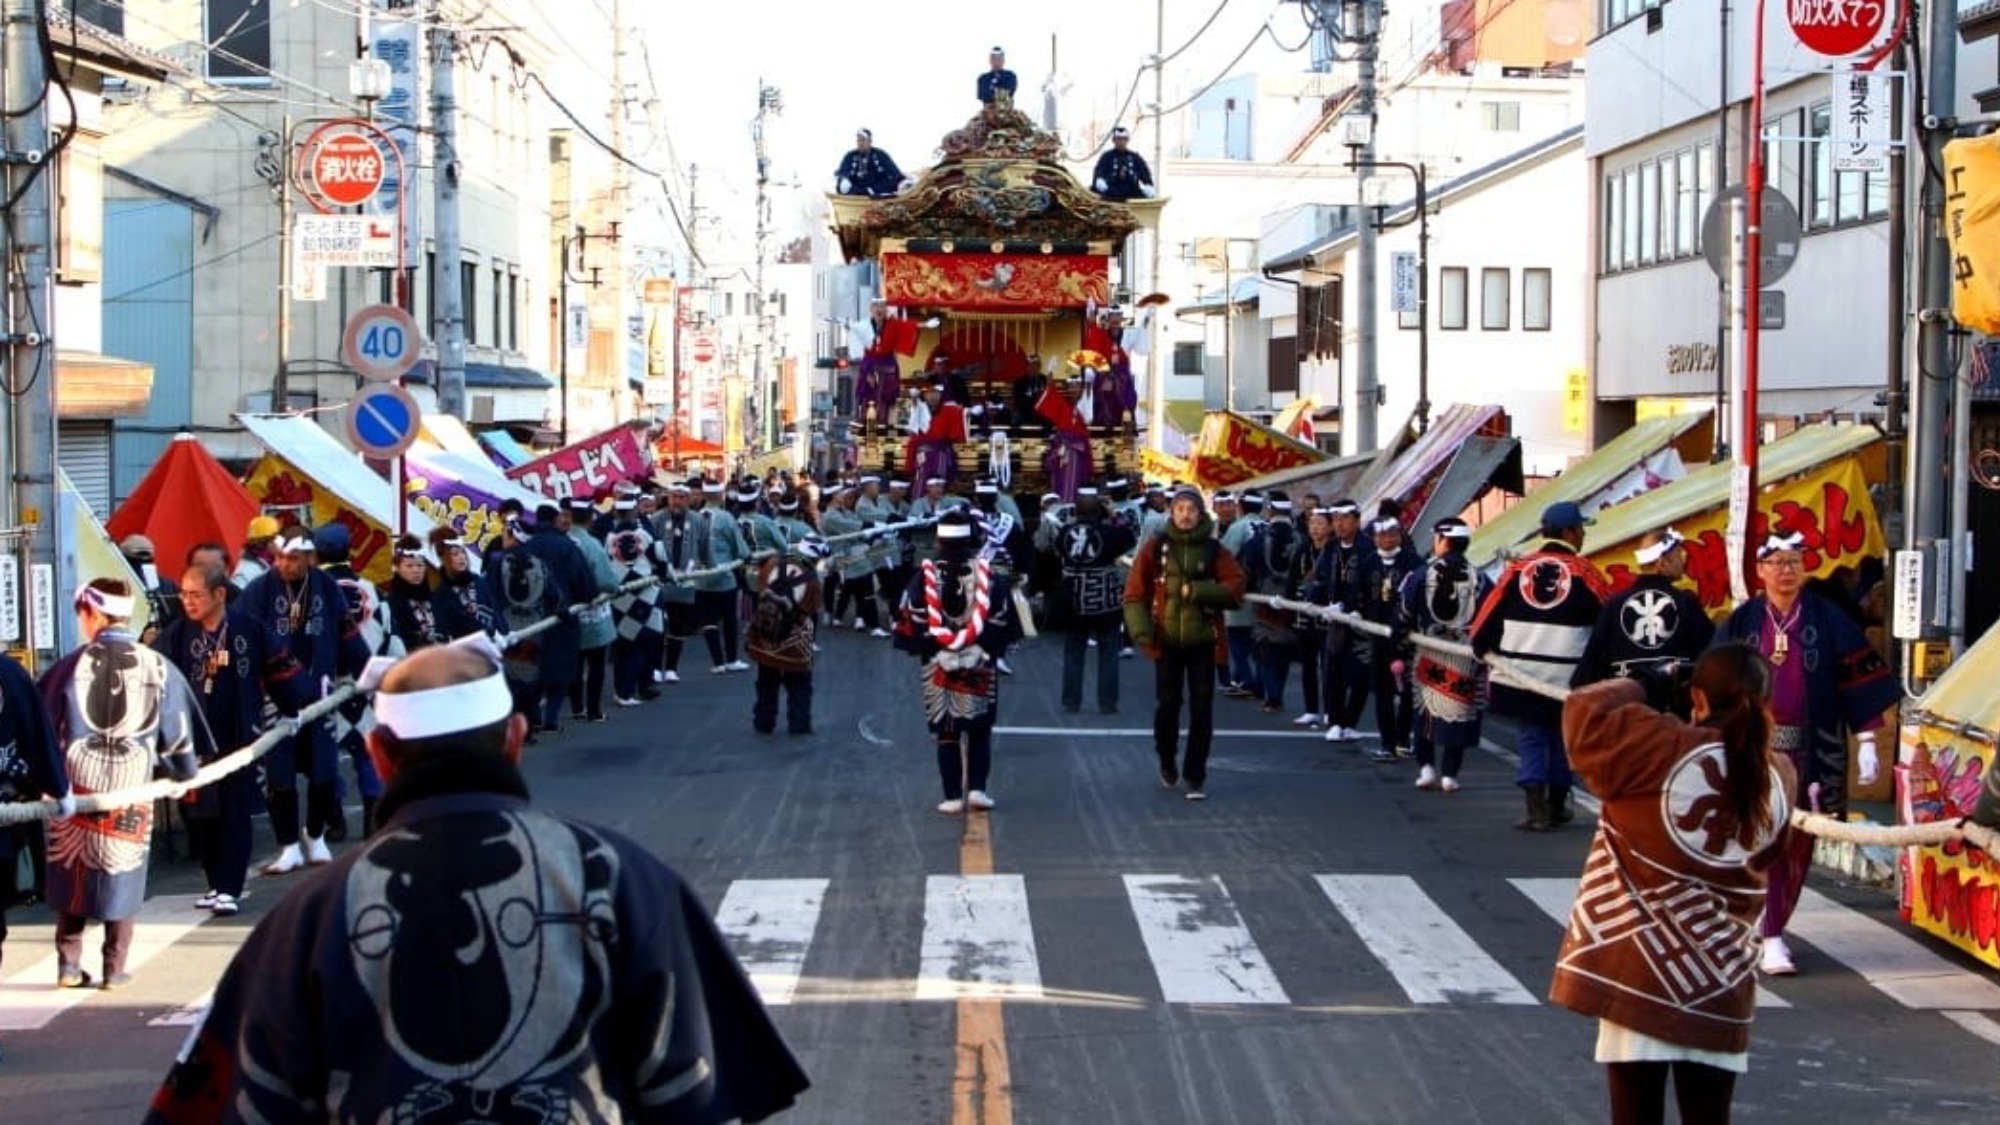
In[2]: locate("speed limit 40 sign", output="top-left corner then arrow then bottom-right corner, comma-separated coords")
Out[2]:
343,303 -> 422,382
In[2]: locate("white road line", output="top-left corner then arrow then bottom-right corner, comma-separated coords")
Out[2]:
1316,874 -> 1539,1005
1509,877 -> 1789,1009
994,727 -> 1327,739
917,875 -> 1043,1001
1123,875 -> 1290,1005
148,990 -> 214,1028
1790,888 -> 2000,1009
714,878 -> 829,1006
1940,1010 -> 2000,1047
0,894 -> 213,1031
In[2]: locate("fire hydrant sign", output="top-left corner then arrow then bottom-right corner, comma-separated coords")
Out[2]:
1787,0 -> 1888,57
310,130 -> 386,206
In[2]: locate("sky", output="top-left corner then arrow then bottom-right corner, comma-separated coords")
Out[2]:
622,0 -> 1327,260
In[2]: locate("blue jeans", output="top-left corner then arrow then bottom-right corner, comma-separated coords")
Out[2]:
1062,620 -> 1122,710
1514,721 -> 1571,787
1226,625 -> 1256,687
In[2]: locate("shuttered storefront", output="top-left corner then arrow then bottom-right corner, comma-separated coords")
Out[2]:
58,420 -> 114,517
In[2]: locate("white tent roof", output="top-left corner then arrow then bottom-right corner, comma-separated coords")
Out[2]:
236,413 -> 440,540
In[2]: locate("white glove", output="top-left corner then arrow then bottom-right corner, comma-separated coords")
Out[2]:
1856,733 -> 1880,786
1094,178 -> 1108,192
52,794 -> 76,823
1330,602 -> 1347,617
837,177 -> 852,193
1140,184 -> 1157,198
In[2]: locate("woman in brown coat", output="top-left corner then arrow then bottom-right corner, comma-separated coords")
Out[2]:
1554,644 -> 1795,1125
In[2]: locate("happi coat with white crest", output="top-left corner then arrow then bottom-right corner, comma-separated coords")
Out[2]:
40,626 -> 205,920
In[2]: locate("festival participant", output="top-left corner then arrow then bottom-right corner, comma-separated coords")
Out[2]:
1319,499 -> 1373,744
239,527 -> 358,874
1124,487 -> 1246,801
1471,500 -> 1611,832
316,522 -> 388,841
233,515 -> 281,589
143,641 -> 810,1125
822,485 -> 889,635
1286,506 -> 1339,728
1400,518 -> 1491,792
853,301 -> 923,433
1574,527 -> 1715,688
1056,489 -> 1136,713
748,538 -> 829,735
427,528 -> 498,640
689,478 -> 755,670
563,497 -> 621,723
119,535 -> 182,643
834,128 -> 903,198
490,505 -> 594,735
41,579 -> 202,989
1554,645 -> 1792,1125
977,46 -> 1018,104
895,509 -> 1022,814
156,563 -> 305,918
382,535 -> 440,654
772,491 -> 816,545
1239,492 -> 1305,714
1713,532 -> 1899,975
656,484 -> 738,679
183,542 -> 234,606
1219,491 -> 1265,697
0,650 -> 66,1034
1090,126 -> 1156,200
606,498 -> 670,705
1358,509 -> 1423,763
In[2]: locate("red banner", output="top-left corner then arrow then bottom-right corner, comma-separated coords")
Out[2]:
882,252 -> 1110,311
508,426 -> 649,501
1187,411 -> 1327,489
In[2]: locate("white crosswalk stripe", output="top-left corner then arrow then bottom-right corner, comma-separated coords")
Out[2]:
714,878 -> 829,1006
1789,888 -> 2000,1009
917,874 -> 1043,1000
1123,874 -> 1289,1005
0,894 -> 214,1032
1509,876 -> 1792,1009
1316,874 -> 1540,1005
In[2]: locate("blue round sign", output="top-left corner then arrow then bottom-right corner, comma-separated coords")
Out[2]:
343,383 -> 422,458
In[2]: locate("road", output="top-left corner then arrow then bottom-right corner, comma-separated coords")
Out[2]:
1,625 -> 1996,1124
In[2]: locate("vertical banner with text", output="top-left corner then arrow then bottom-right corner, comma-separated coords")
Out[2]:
366,11 -> 422,270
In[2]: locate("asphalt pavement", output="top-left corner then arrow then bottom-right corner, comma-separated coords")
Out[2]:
1,624 -> 1997,1124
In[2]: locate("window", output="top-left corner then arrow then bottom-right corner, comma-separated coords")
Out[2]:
491,264 -> 504,348
1523,268 -> 1552,331
1639,161 -> 1660,265
1440,267 -> 1468,330
1481,102 -> 1521,132
54,131 -> 102,284
1267,336 -> 1299,395
424,249 -> 436,333
508,269 -> 520,351
64,0 -> 122,35
1480,268 -> 1509,330
205,0 -> 273,81
1300,281 -> 1341,359
1173,340 -> 1205,375
1675,149 -> 1698,257
1601,0 -> 1651,30
461,262 -> 479,344
1604,145 -> 1718,274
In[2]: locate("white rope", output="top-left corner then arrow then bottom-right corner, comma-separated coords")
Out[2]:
989,432 -> 1012,489
1246,594 -> 2000,855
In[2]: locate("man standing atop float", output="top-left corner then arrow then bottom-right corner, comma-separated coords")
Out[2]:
978,46 -> 1017,105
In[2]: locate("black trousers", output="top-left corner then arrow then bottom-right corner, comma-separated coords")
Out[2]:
834,573 -> 881,629
1324,632 -> 1371,728
266,780 -> 340,845
697,590 -> 741,664
1371,641 -> 1413,749
569,645 -> 609,719
1606,1061 -> 1737,1125
937,723 -> 994,799
1153,643 -> 1218,786
187,771 -> 256,897
753,665 -> 814,733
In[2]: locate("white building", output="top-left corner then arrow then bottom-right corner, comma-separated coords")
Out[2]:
1586,0 -> 1993,438
94,0 -> 622,485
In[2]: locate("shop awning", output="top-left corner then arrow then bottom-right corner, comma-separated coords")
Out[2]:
404,360 -> 556,390
55,349 -> 154,419
1578,423 -> 1880,557
1410,434 -> 1522,535
1914,625 -> 2000,730
1467,409 -> 1714,568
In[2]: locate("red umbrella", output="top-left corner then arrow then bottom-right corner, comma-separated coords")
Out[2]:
107,433 -> 263,582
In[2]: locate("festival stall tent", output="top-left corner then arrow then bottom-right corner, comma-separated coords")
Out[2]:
1352,404 -> 1522,534
480,429 -> 535,469
1185,411 -> 1330,490
106,433 -> 262,583
419,413 -> 492,462
1465,408 -> 1715,570
1573,422 -> 1884,613
236,414 -> 441,583
1898,629 -> 2000,969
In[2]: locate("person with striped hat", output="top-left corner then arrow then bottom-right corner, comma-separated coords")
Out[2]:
1402,518 -> 1491,793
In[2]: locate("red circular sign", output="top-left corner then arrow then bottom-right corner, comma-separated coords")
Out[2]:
310,132 -> 386,207
692,334 -> 718,364
1788,0 -> 1885,57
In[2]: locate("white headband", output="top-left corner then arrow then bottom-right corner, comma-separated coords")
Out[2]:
937,522 -> 975,540
74,585 -> 135,618
276,535 -> 315,555
1757,531 -> 1806,561
1635,528 -> 1685,566
372,672 -> 513,740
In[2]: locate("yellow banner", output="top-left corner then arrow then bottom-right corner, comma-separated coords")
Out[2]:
1899,721 -> 2000,969
1589,455 -> 1885,614
242,454 -> 400,583
1139,448 -> 1189,484
1562,368 -> 1588,434
1188,411 -> 1326,490
1946,133 -> 2000,334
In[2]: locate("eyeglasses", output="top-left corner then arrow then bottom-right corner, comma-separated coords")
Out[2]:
1758,557 -> 1805,572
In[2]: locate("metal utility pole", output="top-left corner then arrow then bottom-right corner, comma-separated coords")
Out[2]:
1911,0 -> 1960,658
1882,38 -> 1908,551
2,0 -> 56,661
429,3 -> 466,416
753,82 -> 781,452
1350,0 -> 1382,453
269,121 -> 292,413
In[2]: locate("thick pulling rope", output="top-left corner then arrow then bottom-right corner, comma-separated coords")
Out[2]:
1244,594 -> 2000,856
2,515 -> 949,827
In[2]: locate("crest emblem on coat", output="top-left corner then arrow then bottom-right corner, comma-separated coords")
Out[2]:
1062,523 -> 1104,566
1518,558 -> 1575,611
1661,744 -> 1788,865
1620,588 -> 1680,650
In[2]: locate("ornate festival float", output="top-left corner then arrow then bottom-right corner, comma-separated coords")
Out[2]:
826,99 -> 1165,498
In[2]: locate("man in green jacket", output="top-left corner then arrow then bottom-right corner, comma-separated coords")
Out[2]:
1124,487 -> 1246,801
